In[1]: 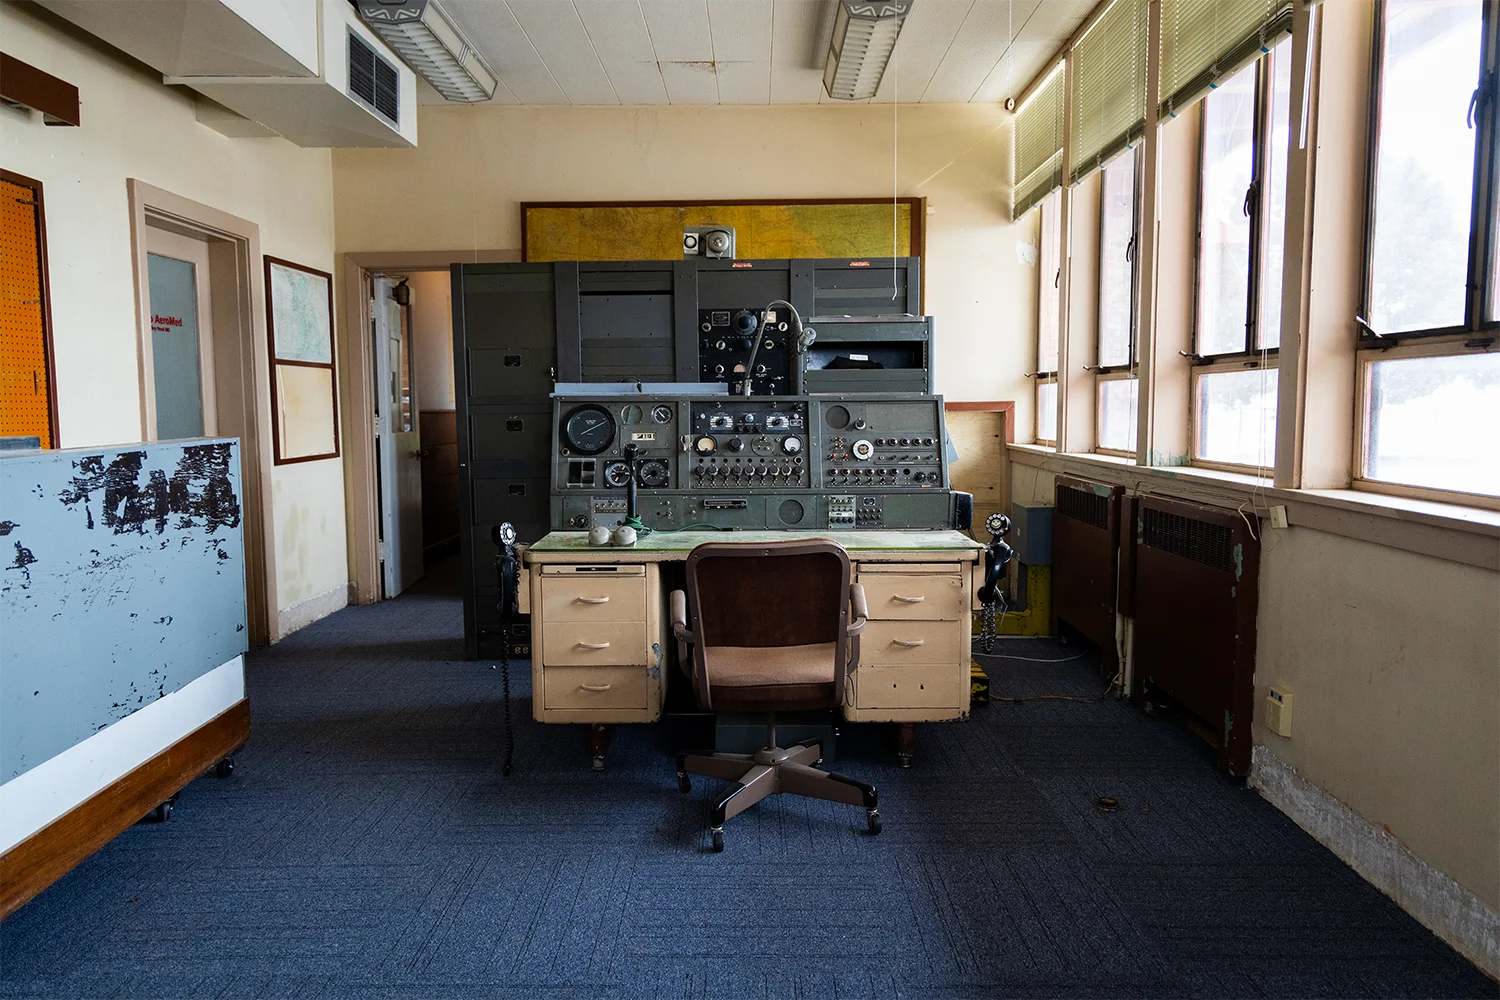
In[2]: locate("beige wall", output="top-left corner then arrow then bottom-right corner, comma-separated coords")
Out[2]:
2,2 -> 348,620
1256,527 -> 1500,909
332,103 -> 1040,437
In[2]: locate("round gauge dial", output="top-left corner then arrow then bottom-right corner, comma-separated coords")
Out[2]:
781,436 -> 802,455
637,460 -> 669,488
651,404 -> 673,424
694,436 -> 716,454
620,404 -> 644,425
562,405 -> 615,455
603,461 -> 633,488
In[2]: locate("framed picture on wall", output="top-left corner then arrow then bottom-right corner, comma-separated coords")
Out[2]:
264,256 -> 339,465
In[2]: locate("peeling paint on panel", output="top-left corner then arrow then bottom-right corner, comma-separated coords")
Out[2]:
1232,542 -> 1244,581
649,642 -> 662,680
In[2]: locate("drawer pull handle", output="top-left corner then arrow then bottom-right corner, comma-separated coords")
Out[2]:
579,683 -> 613,692
891,638 -> 925,647
576,596 -> 610,604
892,595 -> 925,603
576,641 -> 612,650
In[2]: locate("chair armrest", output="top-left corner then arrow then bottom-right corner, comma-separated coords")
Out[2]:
670,589 -> 693,642
847,583 -> 868,637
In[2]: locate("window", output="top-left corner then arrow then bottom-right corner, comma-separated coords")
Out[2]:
1360,0 -> 1498,502
1097,375 -> 1138,453
1098,151 -> 1138,369
1035,189 -> 1062,445
1191,37 -> 1293,471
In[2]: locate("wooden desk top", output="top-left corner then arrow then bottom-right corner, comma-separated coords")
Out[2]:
525,529 -> 983,564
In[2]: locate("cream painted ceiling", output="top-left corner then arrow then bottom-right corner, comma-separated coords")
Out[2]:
427,0 -> 1095,106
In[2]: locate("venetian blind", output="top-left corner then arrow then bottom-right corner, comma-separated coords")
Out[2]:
1012,61 -> 1066,220
1161,0 -> 1294,118
1069,0 -> 1148,183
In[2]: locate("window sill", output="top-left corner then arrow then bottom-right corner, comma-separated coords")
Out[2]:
1006,444 -> 1500,570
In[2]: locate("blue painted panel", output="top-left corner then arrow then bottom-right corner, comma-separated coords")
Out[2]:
0,439 -> 248,782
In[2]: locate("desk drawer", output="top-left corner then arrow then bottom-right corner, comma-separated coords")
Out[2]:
858,571 -> 964,621
860,619 -> 963,666
543,665 -> 649,711
542,621 -> 646,666
541,575 -> 647,622
850,664 -> 965,710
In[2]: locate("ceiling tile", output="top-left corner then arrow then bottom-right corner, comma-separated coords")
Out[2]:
508,0 -> 618,104
921,0 -> 1020,102
871,0 -> 973,103
444,0 -> 569,103
769,0 -> 827,104
708,0 -> 772,62
641,0 -> 714,62
972,39 -> 1054,104
575,0 -> 658,61
971,0 -> 1092,103
600,61 -> 671,104
659,59 -> 720,102
714,60 -> 770,103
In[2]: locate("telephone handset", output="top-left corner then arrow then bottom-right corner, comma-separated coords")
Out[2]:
492,522 -> 519,775
977,513 -> 1013,653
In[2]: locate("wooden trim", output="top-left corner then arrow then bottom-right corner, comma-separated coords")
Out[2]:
339,259 -> 380,605
943,400 -> 1016,443
344,249 -> 521,270
1,170 -> 60,448
264,255 -> 340,466
0,699 -> 250,919
0,52 -> 80,126
126,180 -> 278,645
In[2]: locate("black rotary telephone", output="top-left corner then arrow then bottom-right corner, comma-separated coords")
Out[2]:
978,513 -> 1013,607
977,513 -> 1014,652
492,522 -> 520,775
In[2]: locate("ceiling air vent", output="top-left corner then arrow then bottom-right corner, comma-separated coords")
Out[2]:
348,29 -> 399,126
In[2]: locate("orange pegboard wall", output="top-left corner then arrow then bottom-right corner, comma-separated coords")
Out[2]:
1,177 -> 53,448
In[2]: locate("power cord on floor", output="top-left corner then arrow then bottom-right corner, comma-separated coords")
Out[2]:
974,649 -> 1123,704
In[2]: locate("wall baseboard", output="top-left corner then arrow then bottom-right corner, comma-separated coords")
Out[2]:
0,699 -> 250,919
1251,745 -> 1499,979
275,583 -> 348,640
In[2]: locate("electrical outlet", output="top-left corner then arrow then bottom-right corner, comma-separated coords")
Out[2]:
1269,504 -> 1289,529
1266,685 -> 1294,737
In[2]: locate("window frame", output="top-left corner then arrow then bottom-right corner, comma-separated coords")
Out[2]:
1035,377 -> 1059,447
1188,41 -> 1292,472
1033,188 -> 1063,446
1094,371 -> 1139,458
1355,0 -> 1500,508
1189,357 -> 1280,476
1361,0 -> 1500,343
1096,146 -> 1142,375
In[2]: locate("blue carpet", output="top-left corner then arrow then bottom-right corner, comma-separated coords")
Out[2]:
2,561 -> 1493,999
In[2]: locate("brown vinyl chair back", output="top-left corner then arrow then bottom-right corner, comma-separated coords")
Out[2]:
682,539 -> 852,710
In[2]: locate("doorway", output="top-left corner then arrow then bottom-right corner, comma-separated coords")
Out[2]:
371,273 -> 423,599
128,180 -> 278,645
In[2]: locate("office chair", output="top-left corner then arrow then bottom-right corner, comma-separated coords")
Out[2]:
670,539 -> 880,851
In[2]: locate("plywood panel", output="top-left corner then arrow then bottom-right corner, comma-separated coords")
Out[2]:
945,404 -> 1012,533
523,200 -> 917,262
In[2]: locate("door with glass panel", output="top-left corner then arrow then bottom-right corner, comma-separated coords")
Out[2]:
373,274 -> 424,598
144,230 -> 216,440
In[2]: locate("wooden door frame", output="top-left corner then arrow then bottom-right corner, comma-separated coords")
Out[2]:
127,179 -> 278,645
338,249 -> 519,605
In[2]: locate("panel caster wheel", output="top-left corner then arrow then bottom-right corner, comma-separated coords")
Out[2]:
866,808 -> 882,835
152,799 -> 174,823
711,827 -> 724,853
677,771 -> 691,793
214,757 -> 235,779
897,753 -> 913,769
591,756 -> 605,772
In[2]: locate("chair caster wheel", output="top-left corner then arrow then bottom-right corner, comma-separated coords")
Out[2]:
866,808 -> 882,835
711,827 -> 724,853
214,757 -> 234,779
677,772 -> 691,793
897,753 -> 913,769
591,756 -> 605,771
153,798 -> 174,823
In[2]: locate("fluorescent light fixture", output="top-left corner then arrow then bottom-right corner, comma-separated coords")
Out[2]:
356,0 -> 496,103
823,1 -> 911,101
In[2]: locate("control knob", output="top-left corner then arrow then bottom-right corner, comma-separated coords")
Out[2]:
850,439 -> 875,461
727,437 -> 745,453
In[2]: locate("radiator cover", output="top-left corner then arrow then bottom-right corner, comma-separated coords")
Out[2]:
1132,495 -> 1260,775
1051,476 -> 1124,679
